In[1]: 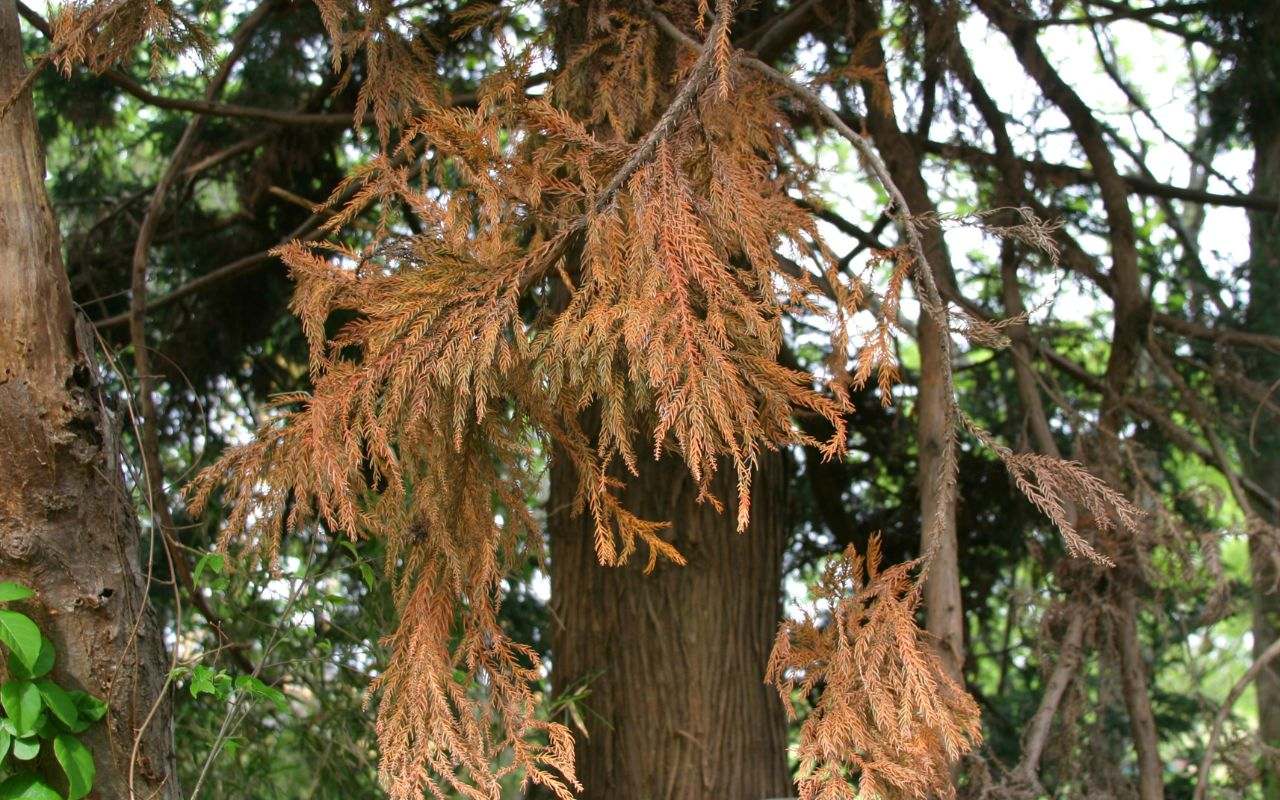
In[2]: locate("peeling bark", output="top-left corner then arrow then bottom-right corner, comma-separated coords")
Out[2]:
0,3 -> 177,796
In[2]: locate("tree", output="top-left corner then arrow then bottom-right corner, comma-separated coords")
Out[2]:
11,1 -> 1280,799
1206,4 -> 1280,795
0,1 -> 176,796
541,8 -> 789,798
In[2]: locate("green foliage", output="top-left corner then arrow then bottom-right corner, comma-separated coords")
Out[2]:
0,583 -> 105,800
173,664 -> 288,713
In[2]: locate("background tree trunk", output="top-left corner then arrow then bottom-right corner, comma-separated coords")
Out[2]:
0,2 -> 178,796
548,446 -> 792,800
850,0 -> 965,685
1244,92 -> 1280,800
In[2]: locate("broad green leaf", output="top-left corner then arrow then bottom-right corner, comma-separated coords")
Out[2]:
0,728 -> 10,764
35,680 -> 78,729
0,584 -> 33,603
0,774 -> 61,800
9,638 -> 55,681
0,612 -> 42,673
0,681 -> 41,736
190,665 -> 216,699
189,666 -> 230,700
11,737 -> 38,761
54,734 -> 95,800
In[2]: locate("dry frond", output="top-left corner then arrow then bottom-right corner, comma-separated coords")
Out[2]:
310,0 -> 510,146
766,536 -> 983,800
169,4 -> 966,797
911,206 -> 1062,266
48,0 -> 210,76
965,419 -> 1143,566
951,307 -> 1023,350
183,9 -> 861,794
851,248 -> 909,406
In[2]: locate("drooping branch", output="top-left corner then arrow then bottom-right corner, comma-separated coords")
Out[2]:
124,0 -> 281,722
647,0 -> 961,576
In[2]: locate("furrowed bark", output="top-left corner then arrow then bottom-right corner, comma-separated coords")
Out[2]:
547,447 -> 792,800
0,2 -> 178,796
543,6 -> 791,798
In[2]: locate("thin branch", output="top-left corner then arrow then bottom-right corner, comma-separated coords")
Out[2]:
915,134 -> 1276,212
1194,635 -> 1280,800
1011,609 -> 1088,790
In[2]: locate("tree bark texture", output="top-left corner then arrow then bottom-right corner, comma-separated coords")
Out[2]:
542,8 -> 792,797
1244,71 -> 1280,800
548,445 -> 792,800
0,3 -> 178,796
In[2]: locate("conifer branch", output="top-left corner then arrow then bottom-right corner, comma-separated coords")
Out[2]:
592,2 -> 733,216
647,0 -> 961,572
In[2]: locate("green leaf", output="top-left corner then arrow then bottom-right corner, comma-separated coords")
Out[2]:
189,665 -> 215,699
0,584 -> 33,603
0,774 -> 61,800
193,553 -> 225,583
54,734 -> 95,800
0,681 -> 41,736
66,691 -> 106,727
11,737 -> 38,761
234,675 -> 287,712
188,665 -> 231,701
0,728 -> 10,764
9,638 -> 55,681
358,563 -> 376,590
0,612 -> 43,673
35,680 -> 78,730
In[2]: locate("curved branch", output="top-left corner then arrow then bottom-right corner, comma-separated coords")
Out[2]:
1194,636 -> 1280,800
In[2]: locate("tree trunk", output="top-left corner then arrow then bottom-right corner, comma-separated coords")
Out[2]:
851,0 -> 964,685
0,4 -> 178,797
542,8 -> 791,796
547,447 -> 792,800
1244,93 -> 1280,800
